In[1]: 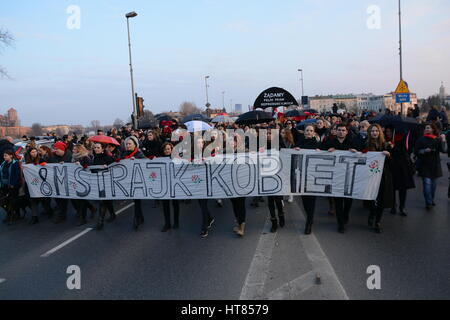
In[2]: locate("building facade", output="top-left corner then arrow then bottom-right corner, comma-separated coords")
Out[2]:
0,108 -> 20,127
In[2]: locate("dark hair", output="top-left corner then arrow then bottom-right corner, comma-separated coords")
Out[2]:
3,150 -> 15,158
336,124 -> 348,130
424,122 -> 440,136
161,142 -> 174,154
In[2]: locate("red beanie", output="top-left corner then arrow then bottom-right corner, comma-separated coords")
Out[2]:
54,141 -> 67,152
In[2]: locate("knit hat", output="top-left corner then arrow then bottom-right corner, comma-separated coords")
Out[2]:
125,136 -> 139,148
54,141 -> 67,152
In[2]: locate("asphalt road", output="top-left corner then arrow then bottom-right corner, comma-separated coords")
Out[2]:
0,171 -> 449,300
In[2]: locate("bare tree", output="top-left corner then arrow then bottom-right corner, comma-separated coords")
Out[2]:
113,118 -> 125,129
30,123 -> 43,136
179,102 -> 202,116
90,120 -> 101,131
138,110 -> 156,129
0,28 -> 14,79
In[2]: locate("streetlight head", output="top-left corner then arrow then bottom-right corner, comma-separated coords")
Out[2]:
298,69 -> 302,72
205,75 -> 210,79
126,12 -> 138,18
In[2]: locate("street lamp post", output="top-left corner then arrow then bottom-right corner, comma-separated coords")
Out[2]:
126,11 -> 138,129
222,91 -> 225,110
298,69 -> 304,108
398,0 -> 404,117
205,76 -> 211,116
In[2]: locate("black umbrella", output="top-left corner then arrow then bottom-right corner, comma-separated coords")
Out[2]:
369,115 -> 420,133
235,111 -> 274,125
182,114 -> 208,123
155,114 -> 174,122
285,110 -> 306,118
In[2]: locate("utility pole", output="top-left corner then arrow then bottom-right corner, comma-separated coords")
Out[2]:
398,0 -> 404,116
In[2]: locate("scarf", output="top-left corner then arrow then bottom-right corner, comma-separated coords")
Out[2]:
424,134 -> 437,139
124,148 -> 138,159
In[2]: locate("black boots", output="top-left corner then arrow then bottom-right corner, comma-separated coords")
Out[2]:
279,214 -> 285,228
304,220 -> 313,235
374,223 -> 382,233
106,211 -> 116,223
30,216 -> 39,225
399,208 -> 408,217
96,207 -> 106,231
270,219 -> 278,233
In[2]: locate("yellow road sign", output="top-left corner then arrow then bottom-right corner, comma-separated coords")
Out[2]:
395,80 -> 410,94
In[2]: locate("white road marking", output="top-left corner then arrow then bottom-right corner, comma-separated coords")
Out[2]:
115,202 -> 135,216
291,200 -> 349,300
40,202 -> 135,258
266,270 -> 316,300
239,218 -> 277,300
41,228 -> 93,258
240,200 -> 349,300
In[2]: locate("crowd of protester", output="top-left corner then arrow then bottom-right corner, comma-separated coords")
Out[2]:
0,105 -> 449,238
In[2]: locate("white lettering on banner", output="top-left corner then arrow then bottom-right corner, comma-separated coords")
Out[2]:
23,150 -> 386,201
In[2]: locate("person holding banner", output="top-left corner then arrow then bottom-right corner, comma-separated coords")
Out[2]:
365,124 -> 394,233
0,150 -> 22,225
322,124 -> 360,234
23,147 -> 52,225
294,125 -> 321,235
121,136 -> 147,230
49,141 -> 73,224
191,135 -> 215,238
230,134 -> 247,237
160,142 -> 181,232
90,143 -> 115,230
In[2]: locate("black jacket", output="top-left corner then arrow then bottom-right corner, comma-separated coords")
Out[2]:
415,136 -> 445,179
321,136 -> 359,151
296,136 -> 321,150
49,150 -> 73,163
142,139 -> 161,158
92,152 -> 114,166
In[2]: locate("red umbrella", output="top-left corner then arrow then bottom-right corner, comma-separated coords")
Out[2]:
88,135 -> 120,146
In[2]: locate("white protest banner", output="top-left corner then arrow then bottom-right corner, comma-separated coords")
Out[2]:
22,150 -> 386,201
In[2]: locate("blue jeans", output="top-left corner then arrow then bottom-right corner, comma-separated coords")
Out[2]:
422,178 -> 438,206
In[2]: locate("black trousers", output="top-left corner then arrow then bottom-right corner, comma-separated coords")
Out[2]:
393,189 -> 407,209
134,199 -> 143,221
302,196 -> 316,225
369,201 -> 384,224
268,196 -> 284,220
231,197 -> 246,225
198,199 -> 212,231
28,197 -> 52,217
55,199 -> 69,217
162,200 -> 180,226
98,200 -> 114,220
334,197 -> 353,227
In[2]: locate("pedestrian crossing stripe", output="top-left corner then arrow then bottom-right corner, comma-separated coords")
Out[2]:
395,80 -> 410,94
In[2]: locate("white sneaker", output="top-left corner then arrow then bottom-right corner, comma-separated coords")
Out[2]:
288,195 -> 294,203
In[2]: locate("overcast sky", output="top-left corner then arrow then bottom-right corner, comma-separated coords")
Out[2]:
1,0 -> 449,126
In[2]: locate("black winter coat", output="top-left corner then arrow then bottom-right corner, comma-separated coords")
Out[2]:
49,150 -> 73,163
389,137 -> 415,190
296,136 -> 321,150
368,143 -> 394,209
415,136 -> 445,179
92,152 -> 114,166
